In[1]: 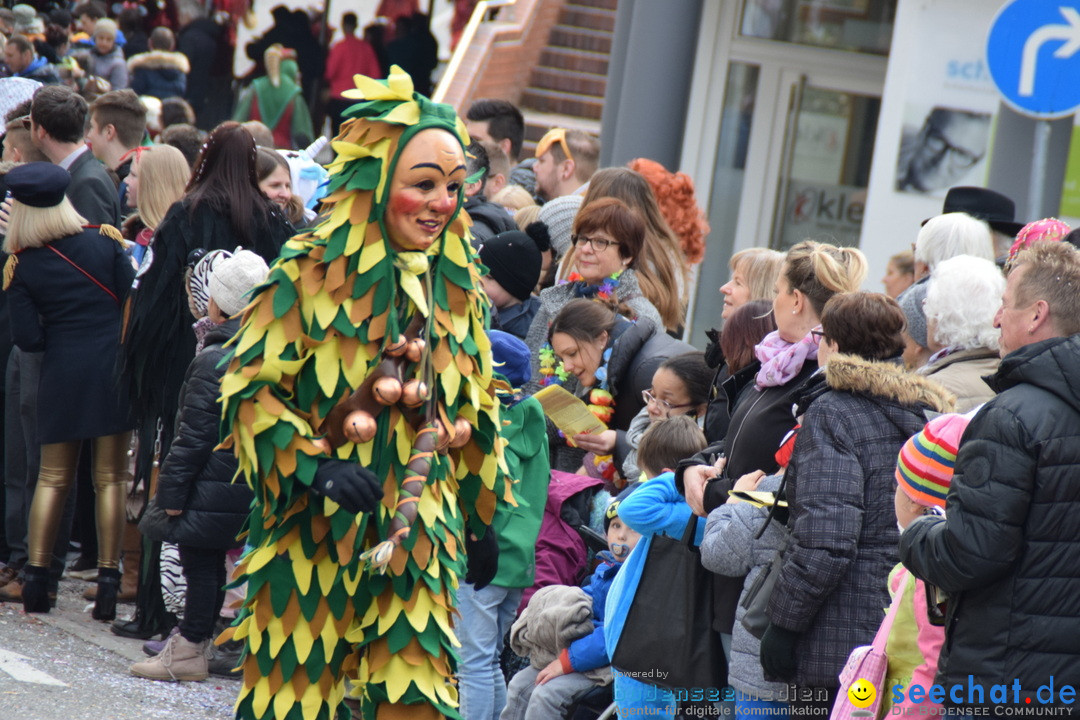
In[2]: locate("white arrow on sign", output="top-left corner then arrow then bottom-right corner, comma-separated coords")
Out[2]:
1020,6 -> 1080,96
0,648 -> 68,686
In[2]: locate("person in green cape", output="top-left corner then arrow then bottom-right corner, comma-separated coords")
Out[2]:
233,44 -> 315,150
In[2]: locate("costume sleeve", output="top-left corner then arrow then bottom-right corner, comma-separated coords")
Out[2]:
6,266 -> 44,352
767,399 -> 864,632
900,402 -> 1033,592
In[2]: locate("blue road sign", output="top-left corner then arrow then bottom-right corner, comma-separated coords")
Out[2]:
987,0 -> 1080,118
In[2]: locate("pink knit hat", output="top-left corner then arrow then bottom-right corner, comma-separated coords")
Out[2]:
1007,217 -> 1072,266
895,413 -> 971,508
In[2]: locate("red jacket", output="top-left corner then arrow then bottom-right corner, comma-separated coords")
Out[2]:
325,35 -> 382,98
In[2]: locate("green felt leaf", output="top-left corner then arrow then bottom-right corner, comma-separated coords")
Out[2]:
272,281 -> 297,318
345,159 -> 382,191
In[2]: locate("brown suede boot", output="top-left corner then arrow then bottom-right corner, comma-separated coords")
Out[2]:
130,633 -> 210,682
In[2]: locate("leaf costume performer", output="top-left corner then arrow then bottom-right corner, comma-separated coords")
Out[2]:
219,67 -> 507,720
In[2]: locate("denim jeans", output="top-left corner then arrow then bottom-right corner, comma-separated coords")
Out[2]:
457,583 -> 522,720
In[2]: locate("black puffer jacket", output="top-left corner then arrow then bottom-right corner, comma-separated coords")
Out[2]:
149,318 -> 252,549
767,354 -> 954,687
900,335 -> 1080,701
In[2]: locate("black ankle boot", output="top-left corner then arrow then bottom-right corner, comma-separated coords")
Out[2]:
21,565 -> 51,613
92,568 -> 121,621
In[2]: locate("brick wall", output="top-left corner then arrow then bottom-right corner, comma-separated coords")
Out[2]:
439,0 -> 567,114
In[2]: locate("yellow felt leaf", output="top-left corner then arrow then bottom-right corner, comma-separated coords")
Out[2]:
245,545 -> 278,575
266,615 -> 287,657
313,341 -> 340,398
439,364 -> 461,400
397,271 -> 428,317
316,556 -> 339,596
252,679 -> 272,718
341,66 -> 414,101
382,101 -> 421,126
292,617 -> 315,663
272,682 -> 298,720
442,235 -> 468,267
301,683 -> 327,720
358,240 -> 387,273
312,291 -> 340,330
344,224 -> 368,255
416,486 -> 440,528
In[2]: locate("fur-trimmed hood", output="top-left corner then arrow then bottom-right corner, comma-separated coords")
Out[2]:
127,50 -> 190,73
825,353 -> 955,413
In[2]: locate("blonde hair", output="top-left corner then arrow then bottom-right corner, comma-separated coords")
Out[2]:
783,240 -> 867,317
136,145 -> 190,229
492,184 -> 535,212
730,247 -> 785,301
514,204 -> 541,231
4,198 -> 86,253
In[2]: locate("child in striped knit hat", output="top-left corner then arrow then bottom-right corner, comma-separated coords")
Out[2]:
882,412 -> 972,716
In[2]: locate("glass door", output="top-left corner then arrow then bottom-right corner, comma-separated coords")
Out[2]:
770,80 -> 881,250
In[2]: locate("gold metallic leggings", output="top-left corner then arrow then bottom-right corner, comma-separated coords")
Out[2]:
27,433 -> 132,570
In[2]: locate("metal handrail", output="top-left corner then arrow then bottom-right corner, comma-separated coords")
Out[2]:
432,0 -> 517,104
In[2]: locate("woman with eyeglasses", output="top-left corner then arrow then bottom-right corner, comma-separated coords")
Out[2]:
679,240 -> 867,518
525,197 -> 663,394
759,292 -> 953,711
546,299 -> 693,478
619,351 -> 710,483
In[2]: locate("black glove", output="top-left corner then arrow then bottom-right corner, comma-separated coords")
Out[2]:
759,623 -> 800,681
309,459 -> 383,514
703,328 -> 725,369
464,527 -> 499,590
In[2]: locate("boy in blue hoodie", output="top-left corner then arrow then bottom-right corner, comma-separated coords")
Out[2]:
500,488 -> 640,720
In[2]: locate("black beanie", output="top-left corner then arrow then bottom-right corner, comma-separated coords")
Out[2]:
479,230 -> 541,302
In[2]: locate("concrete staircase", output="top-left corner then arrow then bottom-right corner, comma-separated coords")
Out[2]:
520,0 -> 616,155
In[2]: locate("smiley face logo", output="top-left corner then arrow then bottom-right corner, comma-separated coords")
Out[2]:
848,679 -> 877,709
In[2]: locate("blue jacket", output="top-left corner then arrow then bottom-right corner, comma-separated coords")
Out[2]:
603,473 -> 704,718
567,550 -> 621,672
604,473 -> 705,652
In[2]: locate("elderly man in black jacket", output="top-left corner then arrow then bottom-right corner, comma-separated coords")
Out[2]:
901,241 -> 1080,707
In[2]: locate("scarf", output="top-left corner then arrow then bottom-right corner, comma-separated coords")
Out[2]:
754,329 -> 819,388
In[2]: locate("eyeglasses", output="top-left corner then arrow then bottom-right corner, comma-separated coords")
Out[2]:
572,234 -> 620,252
810,329 -> 826,342
535,127 -> 575,163
642,389 -> 695,414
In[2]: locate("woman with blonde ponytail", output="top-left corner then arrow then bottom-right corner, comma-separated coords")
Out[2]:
681,240 -> 867,514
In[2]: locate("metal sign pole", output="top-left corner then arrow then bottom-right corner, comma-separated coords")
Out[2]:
1029,119 -> 1051,219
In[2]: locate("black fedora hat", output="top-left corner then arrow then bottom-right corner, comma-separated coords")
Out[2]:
922,186 -> 1025,236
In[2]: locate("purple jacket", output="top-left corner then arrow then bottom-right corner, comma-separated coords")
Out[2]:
519,470 -> 604,614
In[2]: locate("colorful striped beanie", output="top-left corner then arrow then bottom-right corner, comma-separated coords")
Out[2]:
895,413 -> 971,508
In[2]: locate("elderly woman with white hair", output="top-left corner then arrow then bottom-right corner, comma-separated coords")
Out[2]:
918,254 -> 1005,411
898,212 -> 997,369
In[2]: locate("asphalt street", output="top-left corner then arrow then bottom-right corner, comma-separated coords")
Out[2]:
0,577 -> 239,720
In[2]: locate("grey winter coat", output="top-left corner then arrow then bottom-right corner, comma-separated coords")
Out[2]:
766,354 -> 954,687
701,473 -> 789,698
90,45 -> 129,89
900,335 -> 1080,702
